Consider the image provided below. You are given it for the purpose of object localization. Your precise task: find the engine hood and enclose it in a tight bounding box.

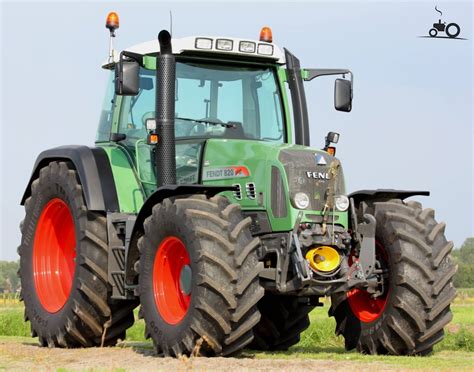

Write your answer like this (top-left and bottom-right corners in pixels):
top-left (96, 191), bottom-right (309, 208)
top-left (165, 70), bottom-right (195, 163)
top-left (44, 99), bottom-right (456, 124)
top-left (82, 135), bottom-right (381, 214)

top-left (201, 139), bottom-right (347, 231)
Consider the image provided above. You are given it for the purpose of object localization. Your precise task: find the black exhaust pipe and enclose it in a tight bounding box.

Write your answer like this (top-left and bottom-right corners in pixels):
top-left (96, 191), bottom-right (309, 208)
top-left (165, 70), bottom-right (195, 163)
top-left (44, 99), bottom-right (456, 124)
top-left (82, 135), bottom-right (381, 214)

top-left (155, 30), bottom-right (176, 187)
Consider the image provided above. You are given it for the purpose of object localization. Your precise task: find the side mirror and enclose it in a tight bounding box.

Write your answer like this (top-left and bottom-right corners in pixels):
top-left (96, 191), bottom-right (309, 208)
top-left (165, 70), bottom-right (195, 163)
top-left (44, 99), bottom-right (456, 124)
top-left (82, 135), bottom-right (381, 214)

top-left (326, 132), bottom-right (340, 144)
top-left (334, 78), bottom-right (352, 112)
top-left (115, 59), bottom-right (139, 96)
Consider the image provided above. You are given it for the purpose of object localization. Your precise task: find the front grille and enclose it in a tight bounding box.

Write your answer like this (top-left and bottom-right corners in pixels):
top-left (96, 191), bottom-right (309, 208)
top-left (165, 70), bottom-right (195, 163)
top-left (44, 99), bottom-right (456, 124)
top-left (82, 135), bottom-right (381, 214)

top-left (271, 166), bottom-right (288, 218)
top-left (279, 149), bottom-right (345, 212)
top-left (233, 183), bottom-right (242, 200)
top-left (246, 182), bottom-right (256, 199)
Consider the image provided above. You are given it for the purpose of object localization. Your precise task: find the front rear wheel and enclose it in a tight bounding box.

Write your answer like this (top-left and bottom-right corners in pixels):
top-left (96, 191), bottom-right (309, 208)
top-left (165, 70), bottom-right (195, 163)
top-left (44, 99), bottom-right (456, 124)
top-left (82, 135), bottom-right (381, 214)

top-left (138, 195), bottom-right (264, 357)
top-left (19, 161), bottom-right (136, 348)
top-left (249, 293), bottom-right (315, 351)
top-left (330, 200), bottom-right (456, 355)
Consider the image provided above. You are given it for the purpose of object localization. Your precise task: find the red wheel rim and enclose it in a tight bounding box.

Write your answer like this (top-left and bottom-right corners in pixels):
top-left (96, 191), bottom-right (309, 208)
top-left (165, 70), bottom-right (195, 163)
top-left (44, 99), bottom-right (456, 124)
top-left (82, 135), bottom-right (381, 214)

top-left (153, 236), bottom-right (191, 325)
top-left (347, 241), bottom-right (389, 323)
top-left (33, 198), bottom-right (76, 313)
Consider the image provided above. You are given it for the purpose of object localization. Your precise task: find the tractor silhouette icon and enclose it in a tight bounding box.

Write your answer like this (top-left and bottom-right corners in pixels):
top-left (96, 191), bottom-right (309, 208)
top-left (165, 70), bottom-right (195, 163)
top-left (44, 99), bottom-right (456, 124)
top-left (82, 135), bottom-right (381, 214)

top-left (429, 6), bottom-right (461, 38)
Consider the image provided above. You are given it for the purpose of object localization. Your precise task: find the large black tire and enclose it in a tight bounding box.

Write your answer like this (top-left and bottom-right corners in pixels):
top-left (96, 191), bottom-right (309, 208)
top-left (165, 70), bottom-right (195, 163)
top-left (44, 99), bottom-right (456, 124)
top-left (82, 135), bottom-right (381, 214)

top-left (429, 28), bottom-right (438, 37)
top-left (249, 293), bottom-right (315, 351)
top-left (445, 23), bottom-right (461, 38)
top-left (137, 195), bottom-right (264, 357)
top-left (330, 200), bottom-right (456, 355)
top-left (18, 161), bottom-right (136, 347)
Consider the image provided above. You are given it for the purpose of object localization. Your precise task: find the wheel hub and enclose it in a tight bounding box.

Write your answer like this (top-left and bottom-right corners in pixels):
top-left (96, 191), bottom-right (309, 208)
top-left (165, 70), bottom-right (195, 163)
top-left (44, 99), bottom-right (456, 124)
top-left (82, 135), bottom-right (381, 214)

top-left (33, 198), bottom-right (76, 313)
top-left (153, 236), bottom-right (191, 325)
top-left (179, 265), bottom-right (192, 295)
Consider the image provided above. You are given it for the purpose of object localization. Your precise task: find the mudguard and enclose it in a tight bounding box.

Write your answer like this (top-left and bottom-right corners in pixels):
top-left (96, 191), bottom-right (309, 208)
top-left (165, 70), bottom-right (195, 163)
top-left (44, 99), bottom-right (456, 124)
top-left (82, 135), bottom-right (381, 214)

top-left (20, 145), bottom-right (119, 212)
top-left (130, 184), bottom-right (234, 240)
top-left (124, 184), bottom-right (235, 284)
top-left (349, 189), bottom-right (430, 207)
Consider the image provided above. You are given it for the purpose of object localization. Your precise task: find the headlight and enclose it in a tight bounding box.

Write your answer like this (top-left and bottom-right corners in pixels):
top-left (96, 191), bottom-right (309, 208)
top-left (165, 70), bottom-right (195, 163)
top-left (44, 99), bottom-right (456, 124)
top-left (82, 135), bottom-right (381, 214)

top-left (293, 192), bottom-right (310, 210)
top-left (335, 195), bottom-right (349, 212)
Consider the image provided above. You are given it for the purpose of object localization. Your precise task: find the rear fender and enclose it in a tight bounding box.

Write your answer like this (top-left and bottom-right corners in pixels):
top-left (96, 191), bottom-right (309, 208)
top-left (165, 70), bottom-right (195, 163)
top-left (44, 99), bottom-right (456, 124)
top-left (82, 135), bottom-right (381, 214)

top-left (20, 146), bottom-right (118, 212)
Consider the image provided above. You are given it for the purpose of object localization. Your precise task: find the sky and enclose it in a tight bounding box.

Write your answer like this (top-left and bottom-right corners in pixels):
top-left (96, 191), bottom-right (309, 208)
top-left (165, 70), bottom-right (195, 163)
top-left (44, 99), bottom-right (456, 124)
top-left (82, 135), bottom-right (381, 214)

top-left (0, 1), bottom-right (472, 260)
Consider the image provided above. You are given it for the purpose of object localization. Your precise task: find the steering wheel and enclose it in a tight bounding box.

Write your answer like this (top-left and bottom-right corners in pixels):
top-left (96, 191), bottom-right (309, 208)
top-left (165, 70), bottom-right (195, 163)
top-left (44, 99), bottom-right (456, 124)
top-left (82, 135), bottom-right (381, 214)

top-left (199, 117), bottom-right (223, 124)
top-left (185, 117), bottom-right (223, 136)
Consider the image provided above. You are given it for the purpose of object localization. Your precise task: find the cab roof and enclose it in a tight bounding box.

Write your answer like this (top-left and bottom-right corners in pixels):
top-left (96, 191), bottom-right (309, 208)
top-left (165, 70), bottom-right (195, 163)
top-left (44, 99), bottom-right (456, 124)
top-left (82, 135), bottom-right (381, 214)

top-left (102, 36), bottom-right (286, 68)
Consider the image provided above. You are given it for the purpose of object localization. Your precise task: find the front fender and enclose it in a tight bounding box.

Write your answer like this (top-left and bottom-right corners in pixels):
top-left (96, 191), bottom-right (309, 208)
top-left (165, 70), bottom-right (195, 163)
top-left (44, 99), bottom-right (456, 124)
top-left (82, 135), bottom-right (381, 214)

top-left (349, 189), bottom-right (430, 207)
top-left (125, 184), bottom-right (235, 285)
top-left (130, 184), bottom-right (235, 240)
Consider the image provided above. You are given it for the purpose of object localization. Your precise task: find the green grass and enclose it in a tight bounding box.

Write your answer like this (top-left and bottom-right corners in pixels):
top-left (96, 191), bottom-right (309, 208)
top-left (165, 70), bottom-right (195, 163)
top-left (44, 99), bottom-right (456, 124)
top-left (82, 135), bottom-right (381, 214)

top-left (1, 290), bottom-right (473, 364)
top-left (124, 309), bottom-right (145, 342)
top-left (122, 299), bottom-right (474, 353)
top-left (0, 308), bottom-right (29, 337)
top-left (457, 288), bottom-right (474, 298)
top-left (451, 304), bottom-right (474, 325)
top-left (250, 350), bottom-right (474, 369)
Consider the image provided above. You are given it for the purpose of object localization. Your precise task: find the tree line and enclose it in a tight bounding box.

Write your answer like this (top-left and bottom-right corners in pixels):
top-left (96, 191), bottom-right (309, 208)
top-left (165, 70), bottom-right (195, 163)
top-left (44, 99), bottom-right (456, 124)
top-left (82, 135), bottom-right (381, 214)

top-left (452, 237), bottom-right (474, 288)
top-left (0, 260), bottom-right (20, 292)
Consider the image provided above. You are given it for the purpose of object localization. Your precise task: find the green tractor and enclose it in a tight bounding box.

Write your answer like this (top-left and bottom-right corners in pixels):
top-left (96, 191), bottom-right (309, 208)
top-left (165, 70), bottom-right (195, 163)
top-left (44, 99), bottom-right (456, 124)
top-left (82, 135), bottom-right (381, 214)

top-left (18, 14), bottom-right (456, 357)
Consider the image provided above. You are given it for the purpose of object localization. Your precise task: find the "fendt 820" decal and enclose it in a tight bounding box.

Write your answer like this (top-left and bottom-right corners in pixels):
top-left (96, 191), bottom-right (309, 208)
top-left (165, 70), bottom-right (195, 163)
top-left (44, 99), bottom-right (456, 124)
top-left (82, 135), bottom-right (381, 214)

top-left (203, 166), bottom-right (251, 180)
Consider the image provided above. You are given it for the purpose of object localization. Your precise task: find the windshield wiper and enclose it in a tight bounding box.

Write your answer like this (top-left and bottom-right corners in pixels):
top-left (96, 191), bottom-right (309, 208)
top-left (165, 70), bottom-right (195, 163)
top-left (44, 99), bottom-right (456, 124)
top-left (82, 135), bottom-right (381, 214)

top-left (176, 117), bottom-right (237, 128)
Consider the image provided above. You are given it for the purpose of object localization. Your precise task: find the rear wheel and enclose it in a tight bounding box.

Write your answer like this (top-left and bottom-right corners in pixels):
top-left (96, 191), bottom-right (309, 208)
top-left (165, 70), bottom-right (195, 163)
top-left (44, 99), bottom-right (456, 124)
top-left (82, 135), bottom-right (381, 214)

top-left (330, 200), bottom-right (456, 355)
top-left (138, 195), bottom-right (264, 356)
top-left (249, 293), bottom-right (315, 351)
top-left (446, 23), bottom-right (460, 38)
top-left (19, 161), bottom-right (136, 347)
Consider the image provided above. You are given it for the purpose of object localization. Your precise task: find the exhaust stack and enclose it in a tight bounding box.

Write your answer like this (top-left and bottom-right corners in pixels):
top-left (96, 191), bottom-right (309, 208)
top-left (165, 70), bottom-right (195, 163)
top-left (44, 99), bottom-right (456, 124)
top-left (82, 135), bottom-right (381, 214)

top-left (155, 30), bottom-right (176, 187)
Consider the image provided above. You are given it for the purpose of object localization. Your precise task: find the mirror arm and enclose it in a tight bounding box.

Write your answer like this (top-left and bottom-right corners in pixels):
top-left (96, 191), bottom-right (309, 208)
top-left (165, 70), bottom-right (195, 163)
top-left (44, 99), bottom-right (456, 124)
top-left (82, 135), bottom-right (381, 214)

top-left (304, 69), bottom-right (354, 95)
top-left (120, 51), bottom-right (144, 66)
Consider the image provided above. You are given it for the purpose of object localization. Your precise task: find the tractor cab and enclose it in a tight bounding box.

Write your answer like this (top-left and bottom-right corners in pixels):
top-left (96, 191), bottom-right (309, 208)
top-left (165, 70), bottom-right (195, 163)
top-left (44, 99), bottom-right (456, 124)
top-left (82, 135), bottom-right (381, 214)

top-left (98, 25), bottom-right (353, 208)
top-left (98, 32), bottom-right (289, 192)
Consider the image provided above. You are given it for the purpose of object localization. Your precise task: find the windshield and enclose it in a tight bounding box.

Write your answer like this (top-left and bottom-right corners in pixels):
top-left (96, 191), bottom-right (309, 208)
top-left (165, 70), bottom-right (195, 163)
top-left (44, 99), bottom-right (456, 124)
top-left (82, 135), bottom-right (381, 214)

top-left (118, 61), bottom-right (285, 144)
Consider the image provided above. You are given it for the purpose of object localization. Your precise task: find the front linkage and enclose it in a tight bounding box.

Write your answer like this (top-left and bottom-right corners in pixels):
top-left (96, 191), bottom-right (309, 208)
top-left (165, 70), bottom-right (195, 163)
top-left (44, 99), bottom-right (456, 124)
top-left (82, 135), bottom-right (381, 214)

top-left (258, 199), bottom-right (378, 297)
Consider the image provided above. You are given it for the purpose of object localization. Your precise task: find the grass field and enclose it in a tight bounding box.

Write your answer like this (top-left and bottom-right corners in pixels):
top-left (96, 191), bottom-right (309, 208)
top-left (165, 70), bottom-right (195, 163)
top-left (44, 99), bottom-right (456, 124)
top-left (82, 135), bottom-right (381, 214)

top-left (1, 289), bottom-right (473, 370)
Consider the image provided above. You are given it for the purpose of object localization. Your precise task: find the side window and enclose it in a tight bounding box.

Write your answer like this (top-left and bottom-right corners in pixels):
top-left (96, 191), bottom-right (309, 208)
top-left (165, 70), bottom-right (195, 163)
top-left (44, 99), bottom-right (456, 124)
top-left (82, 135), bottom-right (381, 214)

top-left (118, 72), bottom-right (155, 144)
top-left (96, 71), bottom-right (115, 142)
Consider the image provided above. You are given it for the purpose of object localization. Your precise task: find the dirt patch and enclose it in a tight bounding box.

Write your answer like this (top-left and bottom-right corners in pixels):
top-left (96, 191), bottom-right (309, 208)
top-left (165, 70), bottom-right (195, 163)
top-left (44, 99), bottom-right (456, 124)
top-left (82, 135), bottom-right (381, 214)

top-left (0, 341), bottom-right (397, 371)
top-left (447, 323), bottom-right (461, 333)
top-left (446, 323), bottom-right (474, 334)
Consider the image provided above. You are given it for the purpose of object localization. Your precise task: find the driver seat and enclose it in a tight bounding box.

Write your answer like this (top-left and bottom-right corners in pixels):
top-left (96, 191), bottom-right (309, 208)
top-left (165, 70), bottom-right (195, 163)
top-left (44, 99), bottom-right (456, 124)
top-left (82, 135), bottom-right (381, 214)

top-left (224, 123), bottom-right (246, 139)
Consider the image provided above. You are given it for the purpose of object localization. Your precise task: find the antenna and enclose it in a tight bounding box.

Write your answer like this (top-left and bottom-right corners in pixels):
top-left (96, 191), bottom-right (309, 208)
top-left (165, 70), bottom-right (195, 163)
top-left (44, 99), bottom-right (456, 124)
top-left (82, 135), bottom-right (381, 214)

top-left (169, 11), bottom-right (173, 36)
